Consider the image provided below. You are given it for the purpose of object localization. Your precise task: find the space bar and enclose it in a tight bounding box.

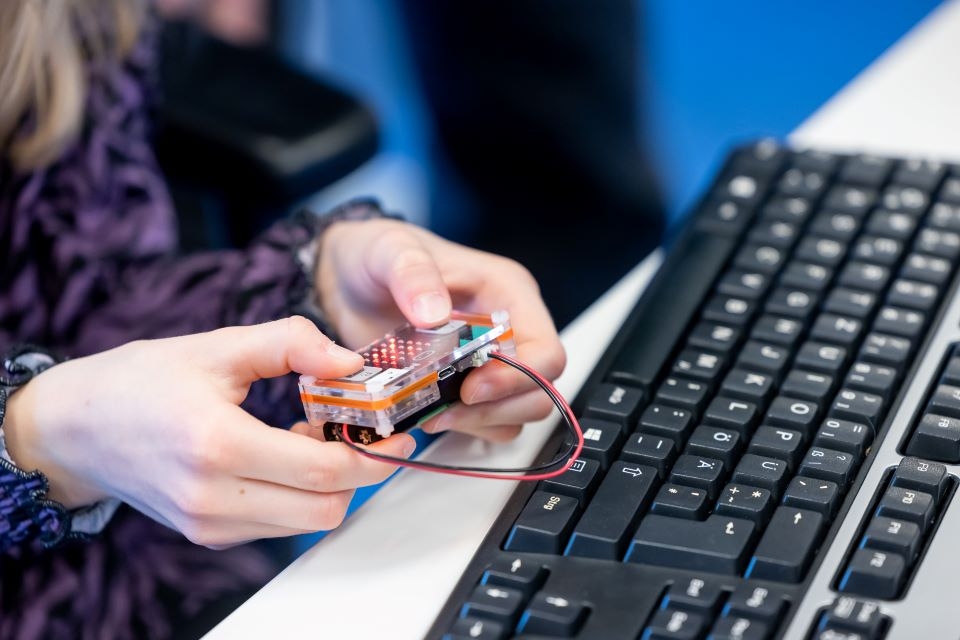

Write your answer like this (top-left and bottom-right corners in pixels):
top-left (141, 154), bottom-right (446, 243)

top-left (608, 231), bottom-right (736, 388)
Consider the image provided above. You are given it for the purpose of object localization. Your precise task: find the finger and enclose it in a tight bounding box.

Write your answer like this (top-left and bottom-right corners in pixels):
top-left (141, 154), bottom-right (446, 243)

top-left (421, 390), bottom-right (555, 436)
top-left (211, 406), bottom-right (416, 492)
top-left (214, 478), bottom-right (357, 532)
top-left (365, 228), bottom-right (452, 327)
top-left (186, 519), bottom-right (318, 549)
top-left (202, 316), bottom-right (363, 384)
top-left (460, 337), bottom-right (566, 406)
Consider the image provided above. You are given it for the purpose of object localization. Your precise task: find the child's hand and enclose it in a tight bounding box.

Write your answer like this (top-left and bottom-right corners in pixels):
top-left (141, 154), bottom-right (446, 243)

top-left (4, 317), bottom-right (414, 548)
top-left (317, 219), bottom-right (566, 442)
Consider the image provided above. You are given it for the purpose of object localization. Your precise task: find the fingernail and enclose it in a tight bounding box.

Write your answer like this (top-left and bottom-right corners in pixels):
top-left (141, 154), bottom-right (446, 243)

top-left (468, 383), bottom-right (494, 405)
top-left (402, 438), bottom-right (417, 457)
top-left (412, 292), bottom-right (450, 326)
top-left (325, 341), bottom-right (361, 364)
top-left (424, 412), bottom-right (453, 434)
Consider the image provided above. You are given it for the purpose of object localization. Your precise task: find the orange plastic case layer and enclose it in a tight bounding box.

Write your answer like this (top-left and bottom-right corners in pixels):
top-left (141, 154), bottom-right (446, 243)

top-left (300, 310), bottom-right (516, 437)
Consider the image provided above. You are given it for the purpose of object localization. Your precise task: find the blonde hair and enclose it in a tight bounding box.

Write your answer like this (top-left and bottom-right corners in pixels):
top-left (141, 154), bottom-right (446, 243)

top-left (0, 0), bottom-right (144, 172)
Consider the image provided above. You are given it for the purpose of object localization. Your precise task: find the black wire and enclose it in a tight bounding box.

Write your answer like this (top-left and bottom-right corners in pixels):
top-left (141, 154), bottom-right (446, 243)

top-left (337, 352), bottom-right (577, 474)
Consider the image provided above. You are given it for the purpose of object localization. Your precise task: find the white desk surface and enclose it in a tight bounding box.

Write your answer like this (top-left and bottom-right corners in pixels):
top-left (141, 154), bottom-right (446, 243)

top-left (208, 2), bottom-right (960, 637)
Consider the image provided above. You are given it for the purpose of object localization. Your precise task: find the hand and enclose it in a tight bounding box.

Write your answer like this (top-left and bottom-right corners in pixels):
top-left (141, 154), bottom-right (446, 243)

top-left (4, 317), bottom-right (414, 548)
top-left (317, 219), bottom-right (566, 442)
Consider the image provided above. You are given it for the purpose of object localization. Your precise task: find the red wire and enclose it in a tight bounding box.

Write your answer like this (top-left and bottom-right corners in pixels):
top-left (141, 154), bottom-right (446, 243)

top-left (339, 352), bottom-right (583, 480)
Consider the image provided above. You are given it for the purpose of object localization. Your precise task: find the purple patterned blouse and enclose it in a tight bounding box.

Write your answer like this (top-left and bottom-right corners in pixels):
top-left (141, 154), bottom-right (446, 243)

top-left (0, 25), bottom-right (329, 640)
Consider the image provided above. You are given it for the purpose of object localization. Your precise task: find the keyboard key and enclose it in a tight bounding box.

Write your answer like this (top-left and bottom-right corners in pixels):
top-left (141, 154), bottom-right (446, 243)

top-left (860, 333), bottom-right (911, 369)
top-left (723, 583), bottom-right (786, 622)
top-left (941, 176), bottom-right (960, 204)
top-left (715, 483), bottom-right (774, 524)
top-left (822, 596), bottom-right (885, 638)
top-left (765, 396), bottom-right (820, 434)
top-left (824, 288), bottom-right (877, 319)
top-left (745, 507), bottom-right (825, 582)
top-left (699, 199), bottom-right (755, 235)
top-left (460, 585), bottom-right (525, 626)
top-left (661, 577), bottom-right (725, 614)
top-left (873, 306), bottom-right (925, 339)
top-left (686, 426), bottom-right (742, 467)
top-left (795, 236), bottom-right (846, 268)
top-left (908, 413), bottom-right (960, 463)
top-left (657, 377), bottom-right (711, 415)
top-left (839, 156), bottom-right (892, 188)
top-left (811, 210), bottom-right (860, 242)
top-left (688, 322), bottom-right (742, 355)
top-left (887, 278), bottom-right (939, 311)
top-left (640, 404), bottom-right (695, 444)
top-left (564, 462), bottom-right (658, 559)
top-left (446, 617), bottom-right (506, 640)
top-left (810, 314), bottom-right (863, 347)
top-left (704, 397), bottom-right (759, 435)
top-left (829, 388), bottom-right (884, 429)
top-left (575, 419), bottom-right (624, 469)
top-left (748, 426), bottom-right (805, 470)
top-left (781, 370), bottom-right (835, 403)
top-left (865, 211), bottom-right (916, 240)
top-left (516, 593), bottom-right (588, 636)
top-left (875, 486), bottom-right (935, 532)
top-left (901, 252), bottom-right (952, 285)
top-left (738, 341), bottom-right (790, 377)
top-left (718, 271), bottom-right (770, 300)
top-left (761, 195), bottom-right (811, 224)
top-left (627, 514), bottom-right (756, 574)
top-left (929, 201), bottom-right (960, 232)
top-left (796, 342), bottom-right (848, 375)
top-left (799, 447), bottom-right (858, 487)
top-left (721, 368), bottom-right (775, 404)
top-left (505, 491), bottom-right (580, 554)
top-left (783, 476), bottom-right (841, 516)
top-left (643, 609), bottom-right (706, 640)
top-left (621, 432), bottom-right (678, 478)
top-left (480, 558), bottom-right (547, 597)
top-left (703, 295), bottom-right (757, 327)
top-left (766, 287), bottom-right (818, 319)
top-left (915, 227), bottom-right (960, 260)
top-left (882, 184), bottom-right (929, 215)
top-left (673, 349), bottom-right (726, 382)
top-left (823, 184), bottom-right (878, 214)
top-left (845, 362), bottom-right (897, 396)
top-left (941, 355), bottom-right (960, 386)
top-left (751, 315), bottom-right (803, 347)
top-left (779, 167), bottom-right (828, 199)
top-left (780, 261), bottom-right (832, 293)
top-left (891, 456), bottom-right (949, 504)
top-left (732, 454), bottom-right (789, 497)
top-left (927, 385), bottom-right (960, 420)
top-left (839, 548), bottom-right (906, 599)
top-left (671, 455), bottom-right (726, 499)
top-left (651, 483), bottom-right (710, 520)
top-left (541, 457), bottom-right (602, 500)
top-left (734, 245), bottom-right (785, 276)
top-left (852, 236), bottom-right (903, 266)
top-left (838, 262), bottom-right (890, 293)
top-left (709, 616), bottom-right (770, 640)
top-left (893, 158), bottom-right (946, 191)
top-left (814, 419), bottom-right (873, 457)
top-left (862, 516), bottom-right (922, 561)
top-left (794, 149), bottom-right (841, 174)
top-left (584, 383), bottom-right (644, 430)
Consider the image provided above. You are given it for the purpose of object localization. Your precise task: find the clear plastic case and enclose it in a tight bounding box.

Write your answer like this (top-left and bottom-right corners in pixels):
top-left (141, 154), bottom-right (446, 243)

top-left (300, 310), bottom-right (516, 437)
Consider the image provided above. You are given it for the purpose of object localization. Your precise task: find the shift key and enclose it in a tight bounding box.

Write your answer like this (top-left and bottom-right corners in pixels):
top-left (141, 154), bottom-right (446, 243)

top-left (564, 462), bottom-right (658, 560)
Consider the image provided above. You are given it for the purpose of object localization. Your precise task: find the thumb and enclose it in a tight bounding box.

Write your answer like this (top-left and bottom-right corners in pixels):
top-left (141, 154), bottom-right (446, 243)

top-left (203, 316), bottom-right (363, 384)
top-left (366, 229), bottom-right (452, 328)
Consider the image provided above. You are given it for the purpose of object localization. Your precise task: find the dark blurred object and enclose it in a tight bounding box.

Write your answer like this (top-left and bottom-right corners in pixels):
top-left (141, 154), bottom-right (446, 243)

top-left (399, 0), bottom-right (664, 327)
top-left (155, 22), bottom-right (379, 250)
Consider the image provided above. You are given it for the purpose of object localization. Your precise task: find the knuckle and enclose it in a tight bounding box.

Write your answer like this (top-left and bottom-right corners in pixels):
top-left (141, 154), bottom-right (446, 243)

top-left (182, 522), bottom-right (220, 547)
top-left (175, 483), bottom-right (215, 518)
top-left (543, 345), bottom-right (567, 380)
top-left (300, 462), bottom-right (337, 491)
top-left (306, 493), bottom-right (351, 531)
top-left (284, 315), bottom-right (321, 340)
top-left (183, 426), bottom-right (227, 472)
top-left (487, 424), bottom-right (523, 443)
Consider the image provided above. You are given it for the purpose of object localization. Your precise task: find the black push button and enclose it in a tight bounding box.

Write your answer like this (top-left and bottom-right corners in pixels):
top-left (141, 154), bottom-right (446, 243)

top-left (766, 396), bottom-right (820, 434)
top-left (746, 507), bottom-right (824, 583)
top-left (621, 432), bottom-right (678, 478)
top-left (821, 596), bottom-right (885, 638)
top-left (670, 455), bottom-right (726, 499)
top-left (891, 456), bottom-right (950, 504)
top-left (799, 447), bottom-right (858, 487)
top-left (704, 397), bottom-right (759, 435)
top-left (829, 389), bottom-right (884, 429)
top-left (446, 617), bottom-right (506, 640)
top-left (516, 593), bottom-right (588, 636)
top-left (541, 457), bottom-right (602, 501)
top-left (657, 378), bottom-right (711, 415)
top-left (584, 383), bottom-right (644, 430)
top-left (686, 426), bottom-right (742, 467)
top-left (662, 576), bottom-right (725, 614)
top-left (927, 385), bottom-right (960, 420)
top-left (652, 483), bottom-right (710, 520)
top-left (459, 585), bottom-right (525, 626)
top-left (574, 419), bottom-right (623, 470)
top-left (673, 349), bottom-right (726, 382)
top-left (732, 454), bottom-right (789, 497)
top-left (627, 514), bottom-right (756, 574)
top-left (860, 333), bottom-right (912, 369)
top-left (783, 477), bottom-right (841, 516)
top-left (480, 558), bottom-right (546, 597)
top-left (839, 548), bottom-right (906, 599)
top-left (723, 583), bottom-right (785, 622)
top-left (722, 368), bottom-right (775, 404)
top-left (862, 516), bottom-right (922, 561)
top-left (714, 483), bottom-right (774, 524)
top-left (875, 486), bottom-right (935, 532)
top-left (689, 322), bottom-right (742, 355)
top-left (643, 609), bottom-right (706, 640)
top-left (564, 462), bottom-right (658, 560)
top-left (814, 419), bottom-right (873, 457)
top-left (505, 491), bottom-right (579, 554)
top-left (845, 362), bottom-right (897, 396)
top-left (748, 426), bottom-right (805, 470)
top-left (640, 404), bottom-right (696, 444)
top-left (906, 413), bottom-right (960, 463)
top-left (781, 370), bottom-right (835, 404)
top-left (708, 616), bottom-right (770, 640)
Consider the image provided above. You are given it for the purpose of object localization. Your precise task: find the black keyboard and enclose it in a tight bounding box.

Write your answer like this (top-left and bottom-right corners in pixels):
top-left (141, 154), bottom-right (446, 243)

top-left (429, 141), bottom-right (960, 640)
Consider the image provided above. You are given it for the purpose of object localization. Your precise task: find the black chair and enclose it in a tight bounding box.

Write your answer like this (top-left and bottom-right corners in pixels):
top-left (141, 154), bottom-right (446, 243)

top-left (155, 23), bottom-right (379, 250)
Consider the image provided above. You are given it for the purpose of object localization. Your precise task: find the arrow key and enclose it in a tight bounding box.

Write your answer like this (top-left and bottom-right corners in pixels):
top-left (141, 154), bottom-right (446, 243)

top-left (459, 585), bottom-right (525, 627)
top-left (444, 616), bottom-right (507, 640)
top-left (516, 593), bottom-right (588, 636)
top-left (480, 558), bottom-right (546, 597)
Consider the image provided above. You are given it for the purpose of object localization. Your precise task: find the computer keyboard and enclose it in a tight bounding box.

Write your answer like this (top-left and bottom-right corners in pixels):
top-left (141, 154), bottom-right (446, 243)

top-left (428, 141), bottom-right (960, 639)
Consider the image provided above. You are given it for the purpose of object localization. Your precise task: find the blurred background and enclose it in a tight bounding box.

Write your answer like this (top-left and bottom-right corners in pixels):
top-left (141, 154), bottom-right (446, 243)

top-left (156, 0), bottom-right (943, 328)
